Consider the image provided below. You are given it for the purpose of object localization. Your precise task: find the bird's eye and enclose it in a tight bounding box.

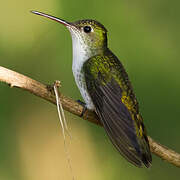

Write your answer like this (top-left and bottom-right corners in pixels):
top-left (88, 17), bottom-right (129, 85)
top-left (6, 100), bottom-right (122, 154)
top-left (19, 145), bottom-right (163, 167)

top-left (83, 26), bottom-right (92, 33)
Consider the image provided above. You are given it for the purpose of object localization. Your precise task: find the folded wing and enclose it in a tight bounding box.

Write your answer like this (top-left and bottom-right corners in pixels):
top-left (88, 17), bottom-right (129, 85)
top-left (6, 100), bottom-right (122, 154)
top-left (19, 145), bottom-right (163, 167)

top-left (83, 52), bottom-right (152, 167)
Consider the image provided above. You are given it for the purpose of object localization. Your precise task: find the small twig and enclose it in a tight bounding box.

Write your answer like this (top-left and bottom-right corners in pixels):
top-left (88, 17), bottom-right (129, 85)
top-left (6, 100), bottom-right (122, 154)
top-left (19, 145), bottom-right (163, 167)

top-left (0, 66), bottom-right (180, 168)
top-left (53, 80), bottom-right (66, 140)
top-left (53, 81), bottom-right (75, 180)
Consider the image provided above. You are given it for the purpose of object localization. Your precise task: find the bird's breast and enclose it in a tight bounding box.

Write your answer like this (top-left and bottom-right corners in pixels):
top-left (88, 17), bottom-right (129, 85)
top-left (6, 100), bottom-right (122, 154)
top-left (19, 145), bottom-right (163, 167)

top-left (72, 63), bottom-right (95, 110)
top-left (71, 35), bottom-right (95, 110)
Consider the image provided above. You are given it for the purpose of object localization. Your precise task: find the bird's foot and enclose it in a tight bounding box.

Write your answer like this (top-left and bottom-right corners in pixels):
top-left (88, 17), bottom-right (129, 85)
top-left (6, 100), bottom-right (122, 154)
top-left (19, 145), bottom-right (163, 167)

top-left (76, 100), bottom-right (87, 117)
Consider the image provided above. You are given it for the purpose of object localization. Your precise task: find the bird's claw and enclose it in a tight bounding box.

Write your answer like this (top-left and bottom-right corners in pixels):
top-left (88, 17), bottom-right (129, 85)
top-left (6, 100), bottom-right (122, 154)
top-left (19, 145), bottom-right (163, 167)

top-left (76, 100), bottom-right (87, 117)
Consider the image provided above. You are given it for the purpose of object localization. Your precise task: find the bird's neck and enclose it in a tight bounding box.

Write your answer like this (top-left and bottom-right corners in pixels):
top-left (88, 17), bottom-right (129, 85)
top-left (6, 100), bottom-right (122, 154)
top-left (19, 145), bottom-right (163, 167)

top-left (71, 38), bottom-right (106, 74)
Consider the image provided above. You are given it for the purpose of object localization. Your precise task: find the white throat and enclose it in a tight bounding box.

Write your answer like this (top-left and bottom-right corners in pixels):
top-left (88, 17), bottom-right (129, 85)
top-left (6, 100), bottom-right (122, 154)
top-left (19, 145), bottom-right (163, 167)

top-left (69, 29), bottom-right (90, 73)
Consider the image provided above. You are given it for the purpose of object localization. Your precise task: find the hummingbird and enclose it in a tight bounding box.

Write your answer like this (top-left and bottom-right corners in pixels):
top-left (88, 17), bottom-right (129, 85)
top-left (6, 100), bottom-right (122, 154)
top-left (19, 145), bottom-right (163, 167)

top-left (31, 11), bottom-right (152, 168)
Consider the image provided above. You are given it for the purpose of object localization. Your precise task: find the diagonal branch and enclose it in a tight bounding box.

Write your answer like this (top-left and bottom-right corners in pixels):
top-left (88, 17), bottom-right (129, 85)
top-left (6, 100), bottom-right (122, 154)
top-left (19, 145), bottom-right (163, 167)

top-left (0, 66), bottom-right (180, 167)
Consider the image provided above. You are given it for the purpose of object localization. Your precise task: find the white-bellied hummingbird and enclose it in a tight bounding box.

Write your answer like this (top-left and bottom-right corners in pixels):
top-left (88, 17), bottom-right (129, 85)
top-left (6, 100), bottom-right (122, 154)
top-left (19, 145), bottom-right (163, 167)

top-left (31, 10), bottom-right (152, 167)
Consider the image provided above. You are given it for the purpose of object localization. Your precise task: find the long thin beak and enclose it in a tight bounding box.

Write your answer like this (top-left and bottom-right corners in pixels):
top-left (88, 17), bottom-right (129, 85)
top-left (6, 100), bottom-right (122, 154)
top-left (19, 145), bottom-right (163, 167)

top-left (31, 10), bottom-right (71, 27)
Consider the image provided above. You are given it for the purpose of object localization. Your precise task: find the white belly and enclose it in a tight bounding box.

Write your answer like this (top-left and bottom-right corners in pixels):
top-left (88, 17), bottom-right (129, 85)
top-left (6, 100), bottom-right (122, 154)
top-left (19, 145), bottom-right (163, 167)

top-left (72, 65), bottom-right (95, 110)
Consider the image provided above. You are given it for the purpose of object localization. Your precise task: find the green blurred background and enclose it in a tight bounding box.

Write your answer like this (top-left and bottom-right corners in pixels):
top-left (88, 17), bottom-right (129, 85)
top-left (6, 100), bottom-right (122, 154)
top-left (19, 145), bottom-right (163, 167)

top-left (0, 0), bottom-right (180, 179)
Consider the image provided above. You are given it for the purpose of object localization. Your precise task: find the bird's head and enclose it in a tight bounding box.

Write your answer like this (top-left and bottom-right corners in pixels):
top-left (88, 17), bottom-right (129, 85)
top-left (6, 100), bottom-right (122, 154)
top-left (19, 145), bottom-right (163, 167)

top-left (31, 11), bottom-right (108, 56)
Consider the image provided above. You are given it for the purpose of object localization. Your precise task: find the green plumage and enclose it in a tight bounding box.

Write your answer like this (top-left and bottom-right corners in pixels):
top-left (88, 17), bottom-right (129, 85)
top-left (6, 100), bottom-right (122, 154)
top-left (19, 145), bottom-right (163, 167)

top-left (83, 49), bottom-right (152, 167)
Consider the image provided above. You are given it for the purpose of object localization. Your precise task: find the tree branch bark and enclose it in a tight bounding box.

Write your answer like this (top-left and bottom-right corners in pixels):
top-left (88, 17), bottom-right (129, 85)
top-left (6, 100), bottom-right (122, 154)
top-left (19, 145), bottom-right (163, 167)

top-left (0, 66), bottom-right (180, 168)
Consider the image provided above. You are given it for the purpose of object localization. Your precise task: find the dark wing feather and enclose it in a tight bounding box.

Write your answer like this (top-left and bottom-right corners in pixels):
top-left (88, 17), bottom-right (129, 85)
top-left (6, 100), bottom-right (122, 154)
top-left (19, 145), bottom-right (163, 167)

top-left (83, 51), bottom-right (152, 167)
